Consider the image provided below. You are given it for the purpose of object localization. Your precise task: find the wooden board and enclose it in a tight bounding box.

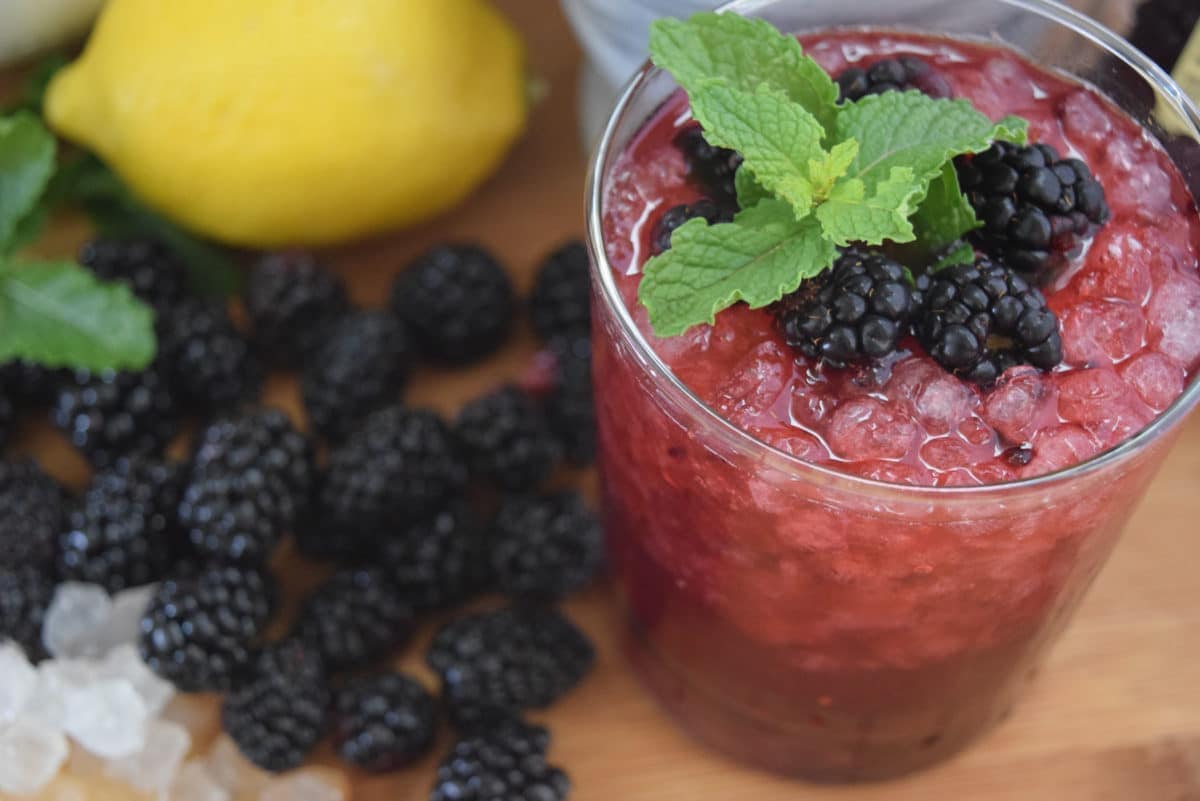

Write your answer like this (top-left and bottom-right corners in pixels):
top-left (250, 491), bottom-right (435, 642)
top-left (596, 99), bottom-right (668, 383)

top-left (5, 1), bottom-right (1200, 799)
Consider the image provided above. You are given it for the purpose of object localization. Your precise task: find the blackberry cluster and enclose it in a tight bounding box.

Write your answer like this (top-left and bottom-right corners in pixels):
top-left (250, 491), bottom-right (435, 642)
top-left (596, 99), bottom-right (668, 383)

top-left (776, 249), bottom-right (923, 367)
top-left (0, 459), bottom-right (64, 570)
top-left (491, 492), bottom-right (603, 601)
top-left (427, 607), bottom-right (595, 721)
top-left (139, 565), bottom-right (275, 691)
top-left (674, 125), bottom-right (742, 206)
top-left (430, 719), bottom-right (569, 801)
top-left (244, 251), bottom-right (349, 367)
top-left (58, 458), bottom-right (184, 592)
top-left (157, 299), bottom-right (262, 412)
top-left (650, 199), bottom-right (734, 255)
top-left (378, 502), bottom-right (488, 611)
top-left (294, 568), bottom-right (415, 674)
top-left (390, 245), bottom-right (515, 363)
top-left (0, 566), bottom-right (56, 661)
top-left (79, 237), bottom-right (189, 311)
top-left (530, 241), bottom-right (591, 341)
top-left (455, 385), bottom-right (560, 491)
top-left (835, 55), bottom-right (951, 102)
top-left (957, 142), bottom-right (1109, 278)
top-left (334, 672), bottom-right (436, 772)
top-left (544, 335), bottom-right (596, 465)
top-left (53, 367), bottom-right (179, 467)
top-left (917, 257), bottom-right (1064, 385)
top-left (222, 640), bottom-right (331, 773)
top-left (301, 311), bottom-right (413, 440)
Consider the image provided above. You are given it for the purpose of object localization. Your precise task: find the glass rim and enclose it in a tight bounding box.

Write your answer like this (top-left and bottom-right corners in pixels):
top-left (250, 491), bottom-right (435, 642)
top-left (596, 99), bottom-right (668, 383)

top-left (586, 0), bottom-right (1200, 499)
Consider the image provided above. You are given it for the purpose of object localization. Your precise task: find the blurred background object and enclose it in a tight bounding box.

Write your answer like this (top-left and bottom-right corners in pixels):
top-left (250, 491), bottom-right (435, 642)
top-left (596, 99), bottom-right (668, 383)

top-left (0, 0), bottom-right (104, 68)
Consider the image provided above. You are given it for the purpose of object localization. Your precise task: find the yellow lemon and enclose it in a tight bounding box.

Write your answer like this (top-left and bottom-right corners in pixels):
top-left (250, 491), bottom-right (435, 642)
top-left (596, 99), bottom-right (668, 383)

top-left (45, 0), bottom-right (527, 248)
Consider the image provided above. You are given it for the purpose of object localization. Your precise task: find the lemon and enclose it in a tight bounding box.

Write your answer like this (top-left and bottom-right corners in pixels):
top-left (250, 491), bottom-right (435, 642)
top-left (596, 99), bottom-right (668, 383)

top-left (44, 0), bottom-right (527, 248)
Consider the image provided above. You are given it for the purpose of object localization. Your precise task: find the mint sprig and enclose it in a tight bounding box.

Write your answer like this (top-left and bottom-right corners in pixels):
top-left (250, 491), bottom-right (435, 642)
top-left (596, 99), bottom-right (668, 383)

top-left (638, 12), bottom-right (1029, 337)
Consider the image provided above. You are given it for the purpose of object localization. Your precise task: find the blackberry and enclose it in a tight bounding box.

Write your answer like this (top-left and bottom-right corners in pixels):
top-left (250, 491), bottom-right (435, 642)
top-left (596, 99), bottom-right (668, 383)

top-left (455, 385), bottom-right (560, 491)
top-left (293, 568), bottom-right (415, 674)
top-left (79, 238), bottom-right (189, 311)
top-left (318, 405), bottom-right (467, 536)
top-left (957, 141), bottom-right (1109, 278)
top-left (650, 199), bottom-right (734, 255)
top-left (427, 607), bottom-right (594, 719)
top-left (543, 335), bottom-right (595, 465)
top-left (139, 565), bottom-right (275, 691)
top-left (0, 566), bottom-right (56, 661)
top-left (377, 502), bottom-right (489, 611)
top-left (158, 299), bottom-right (261, 412)
top-left (52, 367), bottom-right (179, 467)
top-left (301, 311), bottom-right (413, 440)
top-left (333, 672), bottom-right (436, 772)
top-left (491, 492), bottom-right (603, 600)
top-left (222, 639), bottom-right (331, 773)
top-left (58, 458), bottom-right (184, 592)
top-left (530, 241), bottom-right (591, 341)
top-left (776, 249), bottom-right (922, 367)
top-left (0, 459), bottom-right (66, 571)
top-left (835, 55), bottom-right (952, 102)
top-left (1, 360), bottom-right (59, 406)
top-left (674, 125), bottom-right (742, 206)
top-left (430, 718), bottom-right (569, 801)
top-left (0, 391), bottom-right (14, 450)
top-left (390, 244), bottom-right (516, 363)
top-left (244, 251), bottom-right (349, 368)
top-left (917, 256), bottom-right (1064, 385)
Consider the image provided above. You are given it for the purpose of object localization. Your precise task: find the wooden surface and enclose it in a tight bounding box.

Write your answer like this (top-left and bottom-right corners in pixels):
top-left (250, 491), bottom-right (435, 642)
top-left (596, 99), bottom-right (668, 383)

top-left (6, 1), bottom-right (1200, 799)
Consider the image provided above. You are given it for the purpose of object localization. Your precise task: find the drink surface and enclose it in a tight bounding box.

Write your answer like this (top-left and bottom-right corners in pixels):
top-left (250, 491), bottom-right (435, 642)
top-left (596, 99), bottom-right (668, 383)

top-left (602, 29), bottom-right (1200, 486)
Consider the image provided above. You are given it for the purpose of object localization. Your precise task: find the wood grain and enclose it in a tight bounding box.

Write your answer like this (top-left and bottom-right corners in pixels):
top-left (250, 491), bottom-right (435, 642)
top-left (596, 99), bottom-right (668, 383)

top-left (4, 1), bottom-right (1200, 799)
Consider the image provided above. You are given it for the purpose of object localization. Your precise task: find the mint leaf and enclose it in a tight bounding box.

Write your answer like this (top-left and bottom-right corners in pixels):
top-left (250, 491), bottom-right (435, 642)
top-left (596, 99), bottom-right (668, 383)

top-left (806, 139), bottom-right (858, 199)
top-left (0, 112), bottom-right (56, 256)
top-left (690, 84), bottom-right (825, 216)
top-left (910, 161), bottom-right (980, 252)
top-left (932, 241), bottom-right (977, 272)
top-left (638, 199), bottom-right (837, 336)
top-left (734, 166), bottom-right (769, 208)
top-left (0, 260), bottom-right (155, 370)
top-left (993, 115), bottom-right (1029, 145)
top-left (649, 13), bottom-right (839, 134)
top-left (815, 166), bottom-right (923, 245)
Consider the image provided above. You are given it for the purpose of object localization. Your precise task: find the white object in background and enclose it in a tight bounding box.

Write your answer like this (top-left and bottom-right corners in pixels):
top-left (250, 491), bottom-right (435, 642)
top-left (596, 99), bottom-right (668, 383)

top-left (0, 0), bottom-right (105, 67)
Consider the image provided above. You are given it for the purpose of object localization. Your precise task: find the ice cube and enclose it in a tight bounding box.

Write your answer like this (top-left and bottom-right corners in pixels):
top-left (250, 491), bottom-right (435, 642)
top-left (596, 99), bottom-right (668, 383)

top-left (826, 398), bottom-right (918, 461)
top-left (981, 369), bottom-right (1056, 444)
top-left (0, 642), bottom-right (37, 724)
top-left (889, 357), bottom-right (974, 435)
top-left (171, 760), bottom-right (231, 801)
top-left (1076, 227), bottom-right (1153, 304)
top-left (1059, 90), bottom-right (1114, 149)
top-left (1148, 274), bottom-right (1200, 370)
top-left (259, 768), bottom-right (348, 801)
top-left (100, 584), bottom-right (158, 652)
top-left (97, 644), bottom-right (174, 716)
top-left (206, 735), bottom-right (271, 797)
top-left (0, 719), bottom-right (69, 795)
top-left (1056, 367), bottom-right (1152, 447)
top-left (42, 583), bottom-right (113, 659)
top-left (1120, 352), bottom-right (1186, 411)
top-left (1060, 300), bottom-right (1146, 367)
top-left (63, 678), bottom-right (148, 759)
top-left (105, 718), bottom-right (191, 793)
top-left (20, 659), bottom-right (96, 732)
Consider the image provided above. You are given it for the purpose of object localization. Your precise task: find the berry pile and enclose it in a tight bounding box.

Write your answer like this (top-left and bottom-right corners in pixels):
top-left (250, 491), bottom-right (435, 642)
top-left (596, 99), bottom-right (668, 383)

top-left (835, 55), bottom-right (952, 102)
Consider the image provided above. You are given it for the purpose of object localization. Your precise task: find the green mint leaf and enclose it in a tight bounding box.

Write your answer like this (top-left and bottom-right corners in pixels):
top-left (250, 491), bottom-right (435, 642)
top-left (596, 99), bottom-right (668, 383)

top-left (0, 260), bottom-right (155, 370)
top-left (806, 139), bottom-right (859, 199)
top-left (7, 202), bottom-right (49, 255)
top-left (734, 166), bottom-right (769, 208)
top-left (910, 161), bottom-right (981, 252)
top-left (638, 199), bottom-right (837, 336)
top-left (649, 13), bottom-right (839, 134)
top-left (932, 241), bottom-right (977, 272)
top-left (993, 115), bottom-right (1029, 145)
top-left (690, 83), bottom-right (825, 217)
top-left (0, 112), bottom-right (56, 256)
top-left (815, 167), bottom-right (923, 245)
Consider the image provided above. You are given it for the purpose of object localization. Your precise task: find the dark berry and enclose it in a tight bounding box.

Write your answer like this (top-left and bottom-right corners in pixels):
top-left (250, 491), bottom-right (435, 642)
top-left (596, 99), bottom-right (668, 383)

top-left (139, 565), bottom-right (275, 691)
top-left (428, 607), bottom-right (594, 720)
top-left (334, 672), bottom-right (436, 772)
top-left (390, 244), bottom-right (515, 363)
top-left (318, 405), bottom-right (467, 536)
top-left (301, 311), bottom-right (413, 440)
top-left (836, 55), bottom-right (951, 102)
top-left (650, 199), bottom-right (733, 254)
top-left (377, 502), bottom-right (489, 611)
top-left (0, 566), bottom-right (56, 661)
top-left (674, 125), bottom-right (742, 206)
top-left (530, 240), bottom-right (591, 341)
top-left (0, 391), bottom-right (14, 450)
top-left (491, 492), bottom-right (602, 601)
top-left (157, 299), bottom-right (262, 412)
top-left (58, 458), bottom-right (184, 592)
top-left (430, 718), bottom-right (569, 801)
top-left (455, 385), bottom-right (560, 491)
top-left (957, 141), bottom-right (1109, 280)
top-left (294, 568), bottom-right (415, 674)
top-left (244, 251), bottom-right (349, 368)
top-left (79, 238), bottom-right (189, 311)
top-left (1, 360), bottom-right (60, 407)
top-left (776, 249), bottom-right (921, 367)
top-left (222, 639), bottom-right (331, 773)
top-left (543, 335), bottom-right (595, 465)
top-left (52, 367), bottom-right (179, 467)
top-left (0, 459), bottom-right (66, 571)
top-left (917, 256), bottom-right (1064, 385)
